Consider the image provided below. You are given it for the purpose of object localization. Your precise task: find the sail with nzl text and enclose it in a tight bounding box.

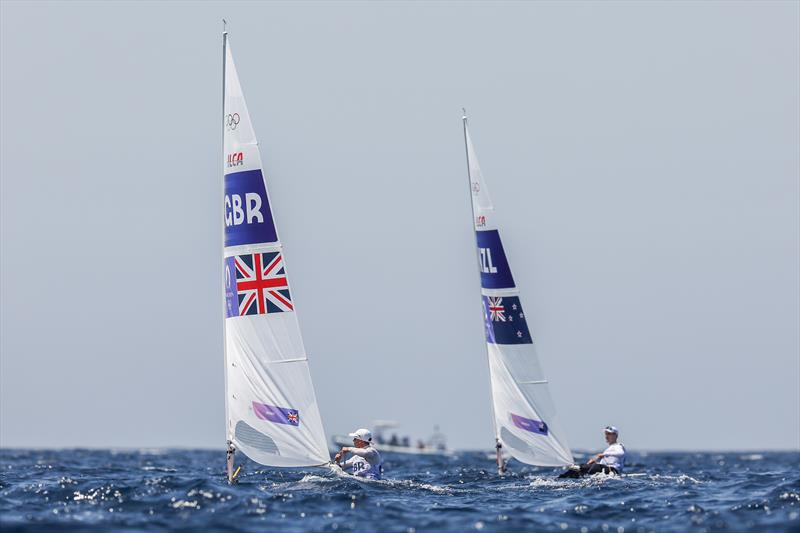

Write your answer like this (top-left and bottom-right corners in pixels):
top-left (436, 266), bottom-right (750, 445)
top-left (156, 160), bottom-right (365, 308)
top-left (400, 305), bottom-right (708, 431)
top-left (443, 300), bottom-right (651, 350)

top-left (463, 114), bottom-right (573, 467)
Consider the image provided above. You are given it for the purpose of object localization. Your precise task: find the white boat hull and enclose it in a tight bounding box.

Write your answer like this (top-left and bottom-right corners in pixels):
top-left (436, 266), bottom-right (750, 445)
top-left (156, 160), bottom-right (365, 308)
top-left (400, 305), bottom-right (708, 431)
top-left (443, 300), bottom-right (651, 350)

top-left (331, 435), bottom-right (452, 456)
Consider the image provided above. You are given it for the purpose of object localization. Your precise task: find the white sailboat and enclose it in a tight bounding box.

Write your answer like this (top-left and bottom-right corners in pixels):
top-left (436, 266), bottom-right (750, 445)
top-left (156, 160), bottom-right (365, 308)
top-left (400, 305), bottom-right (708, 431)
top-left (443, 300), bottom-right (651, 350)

top-left (461, 112), bottom-right (574, 473)
top-left (222, 29), bottom-right (329, 481)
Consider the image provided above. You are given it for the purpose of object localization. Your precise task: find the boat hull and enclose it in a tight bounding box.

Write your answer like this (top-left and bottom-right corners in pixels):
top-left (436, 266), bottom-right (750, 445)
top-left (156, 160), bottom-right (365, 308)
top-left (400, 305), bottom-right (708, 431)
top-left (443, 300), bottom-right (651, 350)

top-left (331, 435), bottom-right (452, 456)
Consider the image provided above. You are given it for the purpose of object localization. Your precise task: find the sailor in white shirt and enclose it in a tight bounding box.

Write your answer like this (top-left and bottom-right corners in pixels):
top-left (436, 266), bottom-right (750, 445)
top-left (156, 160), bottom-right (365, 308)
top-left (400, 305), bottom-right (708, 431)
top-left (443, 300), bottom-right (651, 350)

top-left (559, 426), bottom-right (626, 477)
top-left (334, 428), bottom-right (383, 480)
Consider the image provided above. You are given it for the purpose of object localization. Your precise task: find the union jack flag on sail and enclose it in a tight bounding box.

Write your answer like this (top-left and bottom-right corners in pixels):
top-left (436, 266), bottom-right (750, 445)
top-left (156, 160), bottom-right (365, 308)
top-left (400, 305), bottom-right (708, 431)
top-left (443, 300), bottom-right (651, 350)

top-left (228, 251), bottom-right (293, 316)
top-left (488, 297), bottom-right (506, 321)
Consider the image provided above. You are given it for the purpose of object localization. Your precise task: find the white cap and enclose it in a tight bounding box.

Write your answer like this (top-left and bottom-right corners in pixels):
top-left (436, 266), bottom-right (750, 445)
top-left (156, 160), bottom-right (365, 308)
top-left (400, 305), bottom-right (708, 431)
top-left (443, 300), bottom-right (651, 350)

top-left (604, 426), bottom-right (619, 435)
top-left (348, 428), bottom-right (372, 443)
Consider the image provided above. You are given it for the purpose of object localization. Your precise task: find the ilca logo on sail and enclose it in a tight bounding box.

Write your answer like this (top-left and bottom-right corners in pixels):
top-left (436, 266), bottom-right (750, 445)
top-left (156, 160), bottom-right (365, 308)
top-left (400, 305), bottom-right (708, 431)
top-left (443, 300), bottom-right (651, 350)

top-left (227, 151), bottom-right (243, 168)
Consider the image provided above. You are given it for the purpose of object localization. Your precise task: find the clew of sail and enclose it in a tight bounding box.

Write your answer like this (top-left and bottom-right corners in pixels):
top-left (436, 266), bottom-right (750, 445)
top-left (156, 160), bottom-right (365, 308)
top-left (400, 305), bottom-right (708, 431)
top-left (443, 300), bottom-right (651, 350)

top-left (463, 116), bottom-right (573, 467)
top-left (222, 35), bottom-right (329, 467)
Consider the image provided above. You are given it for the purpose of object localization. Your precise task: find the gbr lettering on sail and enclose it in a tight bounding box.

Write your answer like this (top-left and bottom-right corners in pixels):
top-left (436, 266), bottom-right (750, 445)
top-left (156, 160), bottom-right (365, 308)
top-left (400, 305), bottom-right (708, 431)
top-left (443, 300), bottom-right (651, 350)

top-left (224, 169), bottom-right (278, 247)
top-left (225, 192), bottom-right (263, 226)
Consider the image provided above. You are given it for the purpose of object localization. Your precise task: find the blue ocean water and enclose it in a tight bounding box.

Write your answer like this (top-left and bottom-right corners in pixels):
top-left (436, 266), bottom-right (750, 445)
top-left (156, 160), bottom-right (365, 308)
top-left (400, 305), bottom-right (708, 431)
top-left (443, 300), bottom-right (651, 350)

top-left (1, 449), bottom-right (798, 531)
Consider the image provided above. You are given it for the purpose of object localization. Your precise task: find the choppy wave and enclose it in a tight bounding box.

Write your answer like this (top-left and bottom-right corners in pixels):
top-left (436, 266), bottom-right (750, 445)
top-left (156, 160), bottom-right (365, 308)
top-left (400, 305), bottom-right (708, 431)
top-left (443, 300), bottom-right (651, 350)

top-left (0, 449), bottom-right (798, 531)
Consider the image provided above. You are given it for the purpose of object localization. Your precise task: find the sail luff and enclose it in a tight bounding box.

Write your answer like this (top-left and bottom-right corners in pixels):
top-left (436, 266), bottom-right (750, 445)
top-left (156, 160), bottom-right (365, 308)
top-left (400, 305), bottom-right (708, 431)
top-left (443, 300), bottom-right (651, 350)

top-left (221, 28), bottom-right (232, 455)
top-left (222, 29), bottom-right (235, 483)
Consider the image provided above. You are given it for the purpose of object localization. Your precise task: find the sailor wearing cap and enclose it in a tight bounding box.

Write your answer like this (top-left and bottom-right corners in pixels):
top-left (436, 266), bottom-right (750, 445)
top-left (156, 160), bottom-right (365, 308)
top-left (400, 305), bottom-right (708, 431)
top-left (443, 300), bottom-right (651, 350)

top-left (334, 428), bottom-right (383, 480)
top-left (593, 426), bottom-right (626, 472)
top-left (559, 426), bottom-right (626, 478)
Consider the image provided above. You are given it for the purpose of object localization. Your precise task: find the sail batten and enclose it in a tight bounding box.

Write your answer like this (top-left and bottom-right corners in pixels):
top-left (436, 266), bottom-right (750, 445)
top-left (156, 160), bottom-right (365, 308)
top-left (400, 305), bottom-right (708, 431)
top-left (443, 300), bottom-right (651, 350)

top-left (463, 115), bottom-right (573, 467)
top-left (222, 34), bottom-right (329, 468)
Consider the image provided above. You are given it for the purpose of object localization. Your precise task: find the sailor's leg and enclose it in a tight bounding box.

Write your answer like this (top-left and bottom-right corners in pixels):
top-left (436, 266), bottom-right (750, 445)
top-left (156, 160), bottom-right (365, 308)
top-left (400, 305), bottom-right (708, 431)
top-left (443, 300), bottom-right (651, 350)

top-left (558, 465), bottom-right (583, 478)
top-left (605, 467), bottom-right (619, 476)
top-left (560, 463), bottom-right (607, 478)
top-left (584, 463), bottom-right (618, 476)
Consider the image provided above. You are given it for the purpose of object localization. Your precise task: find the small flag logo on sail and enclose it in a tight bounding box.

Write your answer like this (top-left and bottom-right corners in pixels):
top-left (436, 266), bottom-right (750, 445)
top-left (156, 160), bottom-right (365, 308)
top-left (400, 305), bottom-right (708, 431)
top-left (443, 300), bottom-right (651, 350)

top-left (224, 252), bottom-right (293, 317)
top-left (510, 413), bottom-right (549, 436)
top-left (252, 402), bottom-right (300, 427)
top-left (482, 295), bottom-right (532, 344)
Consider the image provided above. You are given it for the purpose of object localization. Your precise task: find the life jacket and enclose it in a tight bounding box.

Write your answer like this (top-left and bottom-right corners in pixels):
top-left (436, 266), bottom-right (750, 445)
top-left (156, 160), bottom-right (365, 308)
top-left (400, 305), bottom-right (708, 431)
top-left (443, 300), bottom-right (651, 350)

top-left (349, 446), bottom-right (382, 479)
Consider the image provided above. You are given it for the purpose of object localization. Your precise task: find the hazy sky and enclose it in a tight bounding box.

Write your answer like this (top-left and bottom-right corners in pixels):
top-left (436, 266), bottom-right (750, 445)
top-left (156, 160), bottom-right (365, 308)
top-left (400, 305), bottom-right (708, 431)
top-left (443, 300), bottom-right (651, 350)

top-left (1, 1), bottom-right (798, 452)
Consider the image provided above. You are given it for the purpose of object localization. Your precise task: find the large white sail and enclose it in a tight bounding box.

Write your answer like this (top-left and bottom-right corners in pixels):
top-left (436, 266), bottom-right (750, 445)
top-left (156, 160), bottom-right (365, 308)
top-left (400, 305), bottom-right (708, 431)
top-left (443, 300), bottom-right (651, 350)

top-left (463, 115), bottom-right (573, 467)
top-left (222, 33), bottom-right (329, 467)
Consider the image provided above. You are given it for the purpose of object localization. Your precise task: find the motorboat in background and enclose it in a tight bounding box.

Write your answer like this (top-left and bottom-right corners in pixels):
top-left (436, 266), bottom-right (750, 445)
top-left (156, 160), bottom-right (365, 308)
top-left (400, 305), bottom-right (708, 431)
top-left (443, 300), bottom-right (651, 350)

top-left (331, 421), bottom-right (451, 456)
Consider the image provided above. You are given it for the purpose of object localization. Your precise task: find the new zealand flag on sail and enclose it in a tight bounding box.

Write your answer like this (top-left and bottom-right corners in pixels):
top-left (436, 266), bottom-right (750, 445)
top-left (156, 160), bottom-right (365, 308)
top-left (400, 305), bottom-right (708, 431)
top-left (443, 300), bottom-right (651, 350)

top-left (482, 295), bottom-right (532, 344)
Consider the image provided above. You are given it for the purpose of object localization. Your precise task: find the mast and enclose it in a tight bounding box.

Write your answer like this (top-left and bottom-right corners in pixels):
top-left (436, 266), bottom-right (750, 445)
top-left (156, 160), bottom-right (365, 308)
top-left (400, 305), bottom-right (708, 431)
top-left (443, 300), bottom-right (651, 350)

top-left (221, 20), bottom-right (237, 485)
top-left (461, 110), bottom-right (505, 475)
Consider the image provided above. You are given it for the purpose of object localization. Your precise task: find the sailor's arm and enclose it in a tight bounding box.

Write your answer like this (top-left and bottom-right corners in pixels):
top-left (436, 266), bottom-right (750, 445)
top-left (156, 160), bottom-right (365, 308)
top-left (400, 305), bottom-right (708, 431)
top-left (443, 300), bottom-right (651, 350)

top-left (334, 451), bottom-right (354, 467)
top-left (588, 451), bottom-right (606, 464)
top-left (334, 447), bottom-right (361, 468)
top-left (590, 445), bottom-right (623, 463)
top-left (340, 447), bottom-right (374, 459)
top-left (334, 448), bottom-right (347, 464)
top-left (602, 445), bottom-right (625, 459)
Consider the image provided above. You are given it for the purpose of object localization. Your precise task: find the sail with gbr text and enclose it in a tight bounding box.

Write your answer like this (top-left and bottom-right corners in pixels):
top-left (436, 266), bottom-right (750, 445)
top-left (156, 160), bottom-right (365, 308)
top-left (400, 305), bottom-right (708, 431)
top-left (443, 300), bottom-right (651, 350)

top-left (462, 114), bottom-right (573, 467)
top-left (222, 33), bottom-right (329, 467)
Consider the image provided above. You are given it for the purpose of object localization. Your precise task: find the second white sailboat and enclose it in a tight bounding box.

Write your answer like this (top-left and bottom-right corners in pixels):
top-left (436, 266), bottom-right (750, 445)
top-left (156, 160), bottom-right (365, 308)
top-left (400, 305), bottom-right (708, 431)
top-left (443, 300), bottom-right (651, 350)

top-left (462, 112), bottom-right (574, 473)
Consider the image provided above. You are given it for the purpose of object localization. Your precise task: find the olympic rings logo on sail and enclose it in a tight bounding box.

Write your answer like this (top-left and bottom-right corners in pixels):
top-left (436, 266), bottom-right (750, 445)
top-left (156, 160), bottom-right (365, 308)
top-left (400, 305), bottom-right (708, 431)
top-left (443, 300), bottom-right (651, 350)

top-left (225, 113), bottom-right (241, 131)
